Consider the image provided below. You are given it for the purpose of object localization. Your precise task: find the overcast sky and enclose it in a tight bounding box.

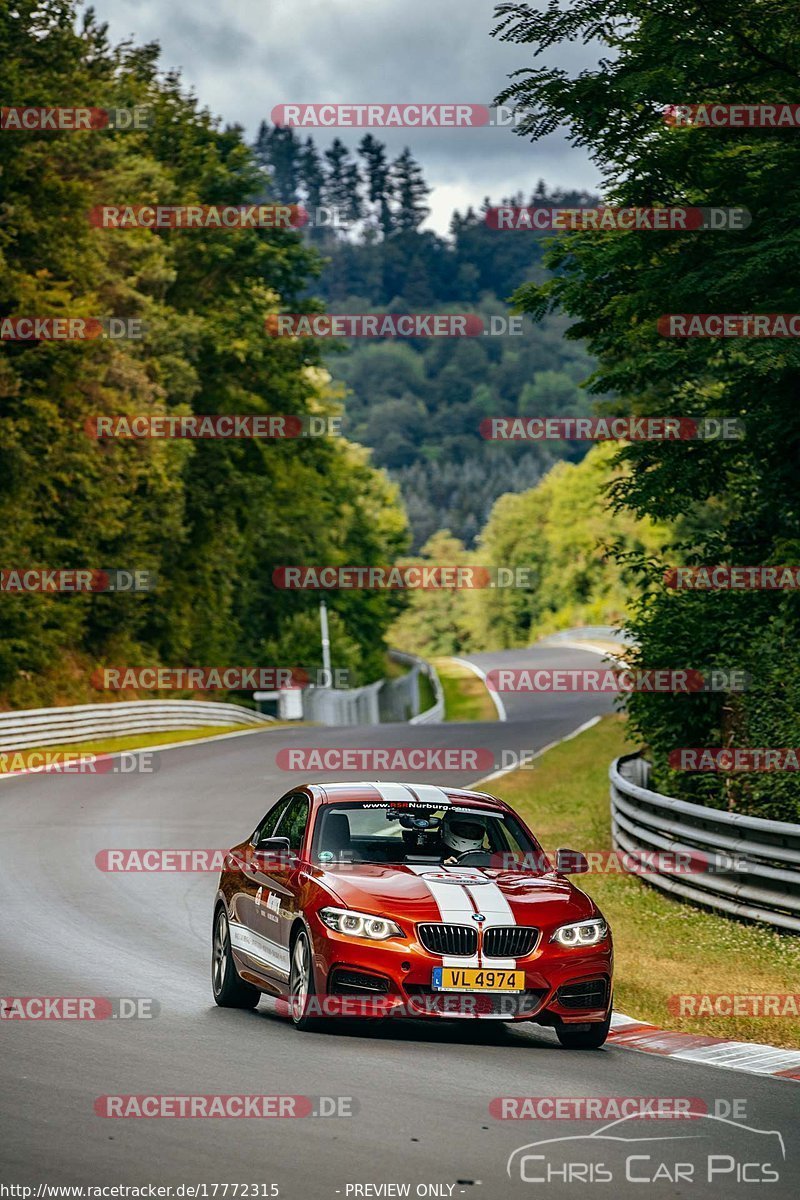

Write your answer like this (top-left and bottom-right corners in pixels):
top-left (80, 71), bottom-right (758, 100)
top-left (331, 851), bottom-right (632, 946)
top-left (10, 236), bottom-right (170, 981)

top-left (89, 0), bottom-right (601, 233)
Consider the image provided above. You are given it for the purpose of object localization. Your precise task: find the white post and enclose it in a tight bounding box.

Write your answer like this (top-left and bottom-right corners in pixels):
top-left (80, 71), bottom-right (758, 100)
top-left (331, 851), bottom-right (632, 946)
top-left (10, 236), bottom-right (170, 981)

top-left (320, 599), bottom-right (332, 686)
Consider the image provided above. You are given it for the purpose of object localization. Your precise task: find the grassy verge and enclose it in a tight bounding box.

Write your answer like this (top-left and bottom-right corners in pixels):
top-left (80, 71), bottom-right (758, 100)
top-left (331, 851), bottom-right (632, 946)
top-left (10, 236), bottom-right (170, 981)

top-left (0, 724), bottom-right (274, 772)
top-left (432, 657), bottom-right (497, 722)
top-left (487, 714), bottom-right (800, 1049)
top-left (418, 669), bottom-right (436, 714)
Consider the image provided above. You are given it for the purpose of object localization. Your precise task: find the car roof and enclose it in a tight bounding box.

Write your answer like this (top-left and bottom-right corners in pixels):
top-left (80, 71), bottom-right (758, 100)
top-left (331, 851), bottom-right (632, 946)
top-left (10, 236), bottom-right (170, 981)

top-left (308, 781), bottom-right (510, 810)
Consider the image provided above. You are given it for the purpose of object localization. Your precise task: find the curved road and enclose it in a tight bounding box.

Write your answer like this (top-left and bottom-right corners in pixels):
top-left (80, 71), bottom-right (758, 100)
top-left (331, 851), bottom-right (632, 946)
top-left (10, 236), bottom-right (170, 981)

top-left (1, 646), bottom-right (796, 1197)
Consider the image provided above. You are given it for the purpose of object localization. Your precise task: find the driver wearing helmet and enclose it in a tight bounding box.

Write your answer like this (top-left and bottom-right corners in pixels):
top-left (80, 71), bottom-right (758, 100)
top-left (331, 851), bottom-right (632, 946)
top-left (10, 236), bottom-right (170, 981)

top-left (440, 812), bottom-right (487, 865)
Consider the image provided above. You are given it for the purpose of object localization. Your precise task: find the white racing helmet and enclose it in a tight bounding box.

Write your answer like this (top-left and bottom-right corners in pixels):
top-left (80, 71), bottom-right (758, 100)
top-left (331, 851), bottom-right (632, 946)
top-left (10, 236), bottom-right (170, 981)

top-left (441, 813), bottom-right (486, 856)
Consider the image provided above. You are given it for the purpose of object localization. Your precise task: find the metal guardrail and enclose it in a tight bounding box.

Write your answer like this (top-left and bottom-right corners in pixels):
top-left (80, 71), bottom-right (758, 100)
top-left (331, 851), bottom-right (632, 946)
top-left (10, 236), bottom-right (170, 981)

top-left (540, 625), bottom-right (634, 647)
top-left (0, 699), bottom-right (273, 753)
top-left (610, 752), bottom-right (800, 933)
top-left (294, 652), bottom-right (444, 727)
top-left (390, 650), bottom-right (445, 725)
top-left (302, 681), bottom-right (384, 726)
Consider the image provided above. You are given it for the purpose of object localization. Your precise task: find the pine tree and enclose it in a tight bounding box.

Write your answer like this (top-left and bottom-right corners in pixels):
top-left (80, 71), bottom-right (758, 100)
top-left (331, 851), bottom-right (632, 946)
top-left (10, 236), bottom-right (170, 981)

top-left (252, 124), bottom-right (300, 202)
top-left (323, 138), bottom-right (363, 229)
top-left (358, 134), bottom-right (394, 238)
top-left (298, 137), bottom-right (326, 239)
top-left (392, 149), bottom-right (430, 232)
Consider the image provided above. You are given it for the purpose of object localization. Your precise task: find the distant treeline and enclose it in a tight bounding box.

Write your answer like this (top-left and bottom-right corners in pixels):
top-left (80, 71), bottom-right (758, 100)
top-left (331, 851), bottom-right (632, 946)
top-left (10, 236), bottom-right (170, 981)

top-left (253, 123), bottom-right (600, 549)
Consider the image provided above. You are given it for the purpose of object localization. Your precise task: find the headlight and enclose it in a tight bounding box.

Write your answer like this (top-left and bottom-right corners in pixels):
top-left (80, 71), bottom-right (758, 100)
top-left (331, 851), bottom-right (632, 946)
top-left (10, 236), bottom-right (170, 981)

top-left (319, 907), bottom-right (403, 940)
top-left (551, 918), bottom-right (608, 948)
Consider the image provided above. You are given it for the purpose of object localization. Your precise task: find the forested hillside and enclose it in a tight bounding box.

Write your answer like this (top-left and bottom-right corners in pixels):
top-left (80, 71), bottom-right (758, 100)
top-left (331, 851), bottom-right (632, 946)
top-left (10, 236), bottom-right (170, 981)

top-left (389, 443), bottom-right (670, 655)
top-left (0, 2), bottom-right (406, 706)
top-left (254, 124), bottom-right (598, 547)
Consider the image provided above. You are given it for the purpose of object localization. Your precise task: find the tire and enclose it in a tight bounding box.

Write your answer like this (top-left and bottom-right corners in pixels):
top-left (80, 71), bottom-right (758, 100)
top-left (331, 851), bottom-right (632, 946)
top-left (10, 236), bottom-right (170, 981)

top-left (212, 906), bottom-right (261, 1009)
top-left (289, 928), bottom-right (325, 1032)
top-left (556, 1010), bottom-right (611, 1049)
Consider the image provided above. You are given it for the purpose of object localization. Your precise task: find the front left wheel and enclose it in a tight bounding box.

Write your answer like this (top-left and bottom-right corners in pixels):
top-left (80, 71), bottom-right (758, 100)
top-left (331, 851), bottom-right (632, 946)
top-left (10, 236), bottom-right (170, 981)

top-left (555, 1010), bottom-right (611, 1049)
top-left (289, 929), bottom-right (325, 1031)
top-left (212, 907), bottom-right (261, 1009)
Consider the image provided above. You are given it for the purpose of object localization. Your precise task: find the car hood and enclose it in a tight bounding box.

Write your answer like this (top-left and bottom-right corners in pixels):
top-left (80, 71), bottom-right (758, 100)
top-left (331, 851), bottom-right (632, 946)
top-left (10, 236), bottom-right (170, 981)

top-left (312, 862), bottom-right (594, 927)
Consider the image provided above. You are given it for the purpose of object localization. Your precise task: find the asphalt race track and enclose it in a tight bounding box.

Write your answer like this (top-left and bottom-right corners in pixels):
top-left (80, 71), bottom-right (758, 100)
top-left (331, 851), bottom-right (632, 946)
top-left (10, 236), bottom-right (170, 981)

top-left (1, 646), bottom-right (797, 1197)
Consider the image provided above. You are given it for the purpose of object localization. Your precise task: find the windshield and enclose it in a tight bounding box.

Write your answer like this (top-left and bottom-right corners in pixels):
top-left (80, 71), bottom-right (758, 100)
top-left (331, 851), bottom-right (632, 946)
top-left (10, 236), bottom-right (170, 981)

top-left (311, 801), bottom-right (545, 869)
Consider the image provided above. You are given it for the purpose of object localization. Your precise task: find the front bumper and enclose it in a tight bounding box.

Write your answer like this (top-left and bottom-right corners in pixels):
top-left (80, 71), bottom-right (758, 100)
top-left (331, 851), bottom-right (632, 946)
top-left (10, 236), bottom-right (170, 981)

top-left (307, 916), bottom-right (613, 1023)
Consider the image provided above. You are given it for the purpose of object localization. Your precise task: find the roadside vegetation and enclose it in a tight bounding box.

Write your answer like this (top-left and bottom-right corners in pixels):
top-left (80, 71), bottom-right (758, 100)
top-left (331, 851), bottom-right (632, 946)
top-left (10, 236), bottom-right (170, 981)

top-left (388, 444), bottom-right (668, 656)
top-left (1, 1), bottom-right (406, 711)
top-left (493, 0), bottom-right (800, 821)
top-left (489, 715), bottom-right (800, 1050)
top-left (432, 657), bottom-right (497, 722)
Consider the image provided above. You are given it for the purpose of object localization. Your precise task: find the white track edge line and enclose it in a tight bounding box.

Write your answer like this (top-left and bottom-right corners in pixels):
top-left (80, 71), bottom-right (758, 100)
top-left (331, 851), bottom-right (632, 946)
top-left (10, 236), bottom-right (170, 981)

top-left (448, 656), bottom-right (507, 722)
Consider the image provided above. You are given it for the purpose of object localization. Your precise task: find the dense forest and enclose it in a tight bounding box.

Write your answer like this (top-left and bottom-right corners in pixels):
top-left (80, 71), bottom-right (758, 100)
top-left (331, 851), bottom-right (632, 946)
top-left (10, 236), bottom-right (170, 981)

top-left (0, 1), bottom-right (407, 706)
top-left (389, 443), bottom-right (670, 655)
top-left (491, 0), bottom-right (800, 819)
top-left (253, 123), bottom-right (598, 547)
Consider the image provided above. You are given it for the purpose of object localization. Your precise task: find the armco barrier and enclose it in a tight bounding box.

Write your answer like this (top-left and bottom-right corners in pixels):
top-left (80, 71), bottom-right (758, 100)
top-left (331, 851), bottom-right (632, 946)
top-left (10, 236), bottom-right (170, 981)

top-left (390, 650), bottom-right (445, 725)
top-left (610, 752), bottom-right (800, 933)
top-left (0, 699), bottom-right (273, 753)
top-left (302, 680), bottom-right (383, 726)
top-left (300, 652), bottom-right (444, 727)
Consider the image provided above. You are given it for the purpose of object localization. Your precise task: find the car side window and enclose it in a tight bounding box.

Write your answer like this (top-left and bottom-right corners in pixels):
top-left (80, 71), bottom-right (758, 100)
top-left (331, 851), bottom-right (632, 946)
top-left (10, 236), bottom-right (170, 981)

top-left (254, 798), bottom-right (291, 845)
top-left (274, 793), bottom-right (310, 854)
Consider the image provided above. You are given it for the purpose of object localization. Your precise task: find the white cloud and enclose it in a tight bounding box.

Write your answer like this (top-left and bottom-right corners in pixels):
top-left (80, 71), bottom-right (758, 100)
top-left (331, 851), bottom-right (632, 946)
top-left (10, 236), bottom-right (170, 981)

top-left (89, 0), bottom-right (601, 233)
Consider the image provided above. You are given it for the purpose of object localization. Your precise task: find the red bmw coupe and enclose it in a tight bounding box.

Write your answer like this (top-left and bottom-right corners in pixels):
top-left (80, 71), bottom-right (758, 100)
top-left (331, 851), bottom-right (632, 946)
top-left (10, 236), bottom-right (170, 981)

top-left (212, 781), bottom-right (613, 1047)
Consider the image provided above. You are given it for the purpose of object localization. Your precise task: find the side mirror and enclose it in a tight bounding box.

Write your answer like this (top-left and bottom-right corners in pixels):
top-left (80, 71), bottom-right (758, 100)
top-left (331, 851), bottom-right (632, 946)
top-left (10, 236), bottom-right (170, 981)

top-left (256, 835), bottom-right (290, 852)
top-left (555, 847), bottom-right (589, 875)
top-left (252, 835), bottom-right (292, 869)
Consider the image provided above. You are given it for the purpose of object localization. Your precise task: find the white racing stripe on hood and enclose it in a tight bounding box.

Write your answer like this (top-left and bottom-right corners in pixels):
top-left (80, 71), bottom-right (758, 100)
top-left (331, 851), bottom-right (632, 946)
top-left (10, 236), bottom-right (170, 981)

top-left (407, 865), bottom-right (519, 969)
top-left (455, 868), bottom-right (518, 969)
top-left (406, 863), bottom-right (479, 967)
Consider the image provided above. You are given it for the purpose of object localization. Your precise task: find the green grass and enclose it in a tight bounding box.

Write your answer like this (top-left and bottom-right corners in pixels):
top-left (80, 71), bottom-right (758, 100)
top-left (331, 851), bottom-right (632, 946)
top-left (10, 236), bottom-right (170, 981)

top-left (484, 714), bottom-right (800, 1049)
top-left (0, 723), bottom-right (275, 772)
top-left (432, 657), bottom-right (498, 722)
top-left (418, 669), bottom-right (436, 714)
